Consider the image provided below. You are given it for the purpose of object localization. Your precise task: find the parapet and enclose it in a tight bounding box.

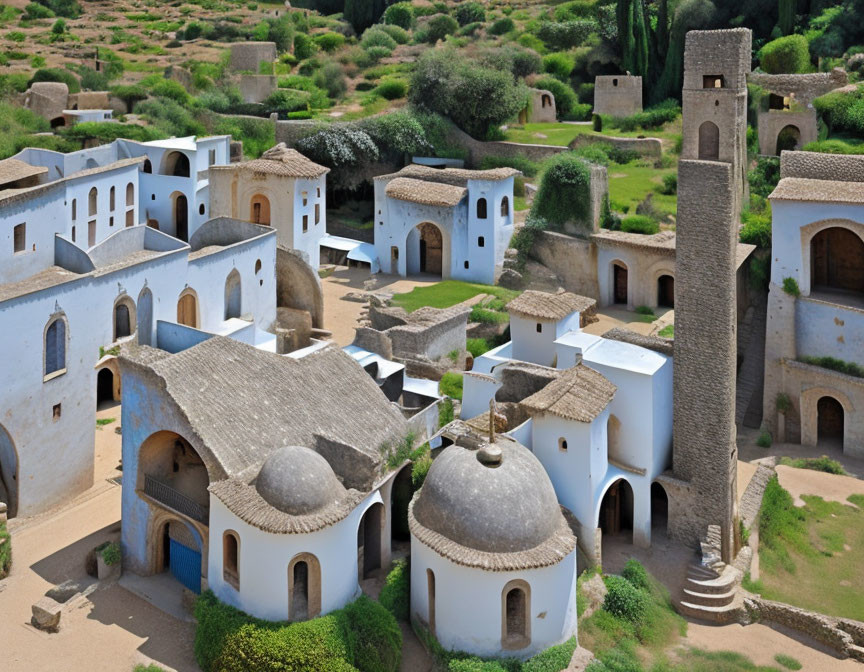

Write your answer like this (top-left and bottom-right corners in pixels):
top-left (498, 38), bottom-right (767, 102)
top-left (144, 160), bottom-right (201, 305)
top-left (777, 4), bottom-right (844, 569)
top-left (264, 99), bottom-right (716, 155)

top-left (683, 28), bottom-right (752, 91)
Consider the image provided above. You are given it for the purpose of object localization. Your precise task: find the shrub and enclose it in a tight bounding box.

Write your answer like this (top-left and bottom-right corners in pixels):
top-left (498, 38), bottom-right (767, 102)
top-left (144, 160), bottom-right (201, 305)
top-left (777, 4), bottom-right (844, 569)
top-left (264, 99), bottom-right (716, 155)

top-left (740, 209), bottom-right (771, 248)
top-left (34, 0), bottom-right (80, 19)
top-left (798, 355), bottom-right (864, 378)
top-left (24, 2), bottom-right (54, 19)
top-left (342, 596), bottom-right (402, 672)
top-left (313, 62), bottom-right (347, 99)
top-left (0, 522), bottom-right (10, 578)
top-left (456, 21), bottom-right (482, 37)
top-left (412, 453), bottom-right (433, 488)
top-left (51, 17), bottom-right (65, 34)
top-left (749, 157), bottom-right (781, 198)
top-left (383, 2), bottom-right (413, 30)
top-left (425, 14), bottom-right (458, 43)
top-left (603, 575), bottom-right (648, 625)
top-left (776, 393), bottom-right (792, 414)
top-left (378, 24), bottom-right (410, 44)
top-left (756, 429), bottom-right (772, 448)
top-left (438, 397), bottom-right (455, 428)
top-left (454, 1), bottom-right (485, 26)
top-left (522, 637), bottom-right (578, 672)
top-left (564, 103), bottom-right (592, 121)
top-left (6, 31), bottom-right (25, 43)
top-left (489, 17), bottom-right (514, 36)
top-left (532, 153), bottom-right (591, 229)
top-left (294, 32), bottom-right (317, 60)
top-left (362, 26), bottom-right (398, 51)
top-left (111, 84), bottom-right (148, 110)
top-left (439, 372), bottom-right (463, 400)
top-left (315, 32), bottom-right (345, 52)
top-left (782, 277), bottom-right (800, 297)
top-left (759, 35), bottom-right (811, 74)
top-left (814, 84), bottom-right (864, 135)
top-left (535, 19), bottom-right (596, 51)
top-left (479, 155), bottom-right (540, 178)
top-left (378, 559), bottom-right (410, 621)
top-left (507, 47), bottom-right (541, 78)
top-left (511, 212), bottom-right (548, 268)
top-left (774, 654), bottom-right (803, 671)
top-left (659, 173), bottom-right (677, 195)
top-left (449, 660), bottom-right (508, 672)
top-left (29, 67), bottom-right (80, 93)
top-left (620, 215), bottom-right (659, 235)
top-left (609, 99), bottom-right (680, 132)
top-left (621, 559), bottom-right (649, 591)
top-left (365, 45), bottom-right (392, 62)
top-left (147, 79), bottom-right (190, 104)
top-left (375, 79), bottom-right (407, 100)
top-left (779, 455), bottom-right (846, 475)
top-left (533, 77), bottom-right (576, 119)
top-left (542, 52), bottom-right (575, 82)
top-left (593, 114), bottom-right (602, 131)
top-left (361, 110), bottom-right (431, 156)
top-left (101, 542), bottom-right (121, 566)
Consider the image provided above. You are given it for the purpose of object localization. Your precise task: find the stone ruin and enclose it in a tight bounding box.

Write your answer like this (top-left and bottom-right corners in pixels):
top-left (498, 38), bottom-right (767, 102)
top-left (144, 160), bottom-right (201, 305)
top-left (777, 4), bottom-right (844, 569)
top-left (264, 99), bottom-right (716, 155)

top-left (24, 82), bottom-right (69, 125)
top-left (230, 42), bottom-right (277, 73)
top-left (593, 74), bottom-right (643, 117)
top-left (520, 88), bottom-right (557, 124)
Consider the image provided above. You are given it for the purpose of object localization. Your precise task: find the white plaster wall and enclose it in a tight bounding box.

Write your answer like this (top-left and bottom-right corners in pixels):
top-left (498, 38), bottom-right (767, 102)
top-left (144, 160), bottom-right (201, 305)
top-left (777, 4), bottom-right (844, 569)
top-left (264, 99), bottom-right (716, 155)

top-left (461, 374), bottom-right (503, 421)
top-left (410, 538), bottom-right (578, 659)
top-left (796, 297), bottom-right (864, 367)
top-left (291, 176), bottom-right (326, 268)
top-left (510, 315), bottom-right (559, 367)
top-left (65, 165), bottom-right (141, 250)
top-left (0, 186), bottom-right (66, 284)
top-left (208, 492), bottom-right (384, 622)
top-left (597, 248), bottom-right (635, 309)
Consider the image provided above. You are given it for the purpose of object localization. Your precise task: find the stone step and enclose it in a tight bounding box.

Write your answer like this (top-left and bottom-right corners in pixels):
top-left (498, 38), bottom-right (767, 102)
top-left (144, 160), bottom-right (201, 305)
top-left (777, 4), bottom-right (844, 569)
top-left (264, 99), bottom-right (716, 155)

top-left (682, 587), bottom-right (738, 608)
top-left (847, 644), bottom-right (864, 662)
top-left (685, 566), bottom-right (740, 595)
top-left (677, 599), bottom-right (743, 624)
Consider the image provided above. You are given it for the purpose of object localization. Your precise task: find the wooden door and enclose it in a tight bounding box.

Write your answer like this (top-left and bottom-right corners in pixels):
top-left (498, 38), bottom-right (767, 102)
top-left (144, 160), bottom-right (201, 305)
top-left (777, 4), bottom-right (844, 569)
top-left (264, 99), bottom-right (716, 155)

top-left (177, 293), bottom-right (197, 328)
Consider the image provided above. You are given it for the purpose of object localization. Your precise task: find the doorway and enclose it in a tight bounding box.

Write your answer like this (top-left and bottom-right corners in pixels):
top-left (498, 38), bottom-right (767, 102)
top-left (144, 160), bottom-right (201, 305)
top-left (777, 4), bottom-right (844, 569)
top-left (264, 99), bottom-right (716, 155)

top-left (97, 368), bottom-right (115, 407)
top-left (613, 263), bottom-right (628, 305)
top-left (599, 479), bottom-right (634, 542)
top-left (419, 223), bottom-right (443, 275)
top-left (174, 193), bottom-right (189, 242)
top-left (358, 502), bottom-right (384, 580)
top-left (817, 396), bottom-right (844, 444)
top-left (657, 274), bottom-right (674, 308)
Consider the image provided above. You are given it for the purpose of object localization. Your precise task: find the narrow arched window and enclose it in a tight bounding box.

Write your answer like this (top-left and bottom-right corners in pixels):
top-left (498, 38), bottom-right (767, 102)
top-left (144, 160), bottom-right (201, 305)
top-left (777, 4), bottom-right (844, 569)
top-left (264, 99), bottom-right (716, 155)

top-left (114, 303), bottom-right (131, 339)
top-left (126, 182), bottom-right (134, 206)
top-left (477, 197), bottom-right (487, 219)
top-left (502, 580), bottom-right (531, 650)
top-left (88, 187), bottom-right (98, 216)
top-left (223, 531), bottom-right (240, 589)
top-left (109, 186), bottom-right (116, 211)
top-left (45, 317), bottom-right (66, 376)
top-left (71, 198), bottom-right (77, 220)
top-left (142, 159), bottom-right (152, 174)
top-left (501, 196), bottom-right (509, 217)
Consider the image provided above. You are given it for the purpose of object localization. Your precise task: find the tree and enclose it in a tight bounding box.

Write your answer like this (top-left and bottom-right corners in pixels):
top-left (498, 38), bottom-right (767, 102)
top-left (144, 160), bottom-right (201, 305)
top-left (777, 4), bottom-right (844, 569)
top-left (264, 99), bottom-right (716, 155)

top-left (617, 0), bottom-right (650, 78)
top-left (651, 0), bottom-right (715, 104)
top-left (778, 0), bottom-right (794, 35)
top-left (759, 34), bottom-right (810, 74)
top-left (343, 0), bottom-right (386, 34)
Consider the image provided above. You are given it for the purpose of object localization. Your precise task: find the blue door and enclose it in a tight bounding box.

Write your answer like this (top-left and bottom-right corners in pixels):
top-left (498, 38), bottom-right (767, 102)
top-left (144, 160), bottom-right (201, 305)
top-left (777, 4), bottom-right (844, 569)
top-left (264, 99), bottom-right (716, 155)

top-left (169, 537), bottom-right (201, 593)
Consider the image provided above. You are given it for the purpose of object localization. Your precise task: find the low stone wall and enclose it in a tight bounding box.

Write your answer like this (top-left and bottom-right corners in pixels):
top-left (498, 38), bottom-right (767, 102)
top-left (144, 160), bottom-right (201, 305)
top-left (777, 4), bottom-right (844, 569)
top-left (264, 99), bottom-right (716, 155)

top-left (569, 133), bottom-right (662, 162)
top-left (530, 231), bottom-right (599, 298)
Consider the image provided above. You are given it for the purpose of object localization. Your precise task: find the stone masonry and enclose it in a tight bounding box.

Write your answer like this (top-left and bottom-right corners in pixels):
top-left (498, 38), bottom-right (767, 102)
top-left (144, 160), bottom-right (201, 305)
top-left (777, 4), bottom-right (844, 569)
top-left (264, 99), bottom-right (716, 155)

top-left (230, 42), bottom-right (277, 73)
top-left (593, 75), bottom-right (642, 117)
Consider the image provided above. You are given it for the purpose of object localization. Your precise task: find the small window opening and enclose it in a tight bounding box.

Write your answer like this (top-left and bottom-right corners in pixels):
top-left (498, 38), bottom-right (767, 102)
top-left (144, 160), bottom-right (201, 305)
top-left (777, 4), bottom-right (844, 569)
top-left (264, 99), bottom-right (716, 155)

top-left (302, 215), bottom-right (308, 233)
top-left (559, 437), bottom-right (568, 452)
top-left (536, 323), bottom-right (542, 333)
top-left (13, 223), bottom-right (25, 253)
top-left (199, 203), bottom-right (205, 216)
top-left (53, 403), bottom-right (61, 420)
top-left (703, 75), bottom-right (724, 88)
top-left (478, 236), bottom-right (485, 247)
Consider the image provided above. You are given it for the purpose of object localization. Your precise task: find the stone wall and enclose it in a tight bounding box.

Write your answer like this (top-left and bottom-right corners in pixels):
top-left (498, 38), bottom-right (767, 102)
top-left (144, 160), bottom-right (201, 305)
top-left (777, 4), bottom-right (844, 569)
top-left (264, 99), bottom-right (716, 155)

top-left (569, 134), bottom-right (662, 162)
top-left (593, 75), bottom-right (642, 117)
top-left (525, 88), bottom-right (557, 123)
top-left (68, 91), bottom-right (110, 110)
top-left (165, 65), bottom-right (194, 92)
top-left (239, 75), bottom-right (277, 104)
top-left (530, 231), bottom-right (599, 298)
top-left (275, 246), bottom-right (324, 328)
top-left (230, 42), bottom-right (277, 73)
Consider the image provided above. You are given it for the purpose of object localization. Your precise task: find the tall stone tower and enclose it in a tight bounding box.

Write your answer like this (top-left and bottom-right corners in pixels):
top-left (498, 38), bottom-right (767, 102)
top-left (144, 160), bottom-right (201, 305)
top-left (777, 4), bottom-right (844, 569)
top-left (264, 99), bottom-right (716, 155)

top-left (669, 29), bottom-right (751, 563)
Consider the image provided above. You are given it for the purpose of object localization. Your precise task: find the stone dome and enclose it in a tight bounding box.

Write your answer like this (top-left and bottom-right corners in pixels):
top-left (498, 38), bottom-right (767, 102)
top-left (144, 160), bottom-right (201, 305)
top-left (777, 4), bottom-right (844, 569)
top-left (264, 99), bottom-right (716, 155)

top-left (411, 437), bottom-right (562, 553)
top-left (255, 446), bottom-right (347, 515)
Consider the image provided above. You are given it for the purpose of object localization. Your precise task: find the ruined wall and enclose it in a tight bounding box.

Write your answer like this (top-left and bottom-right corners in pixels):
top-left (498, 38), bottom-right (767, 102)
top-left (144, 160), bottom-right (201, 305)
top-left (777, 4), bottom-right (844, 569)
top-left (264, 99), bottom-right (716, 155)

top-left (530, 231), bottom-right (599, 297)
top-left (569, 134), bottom-right (662, 162)
top-left (757, 110), bottom-right (816, 156)
top-left (68, 91), bottom-right (110, 110)
top-left (593, 75), bottom-right (643, 117)
top-left (230, 42), bottom-right (277, 72)
top-left (239, 75), bottom-right (277, 104)
top-left (526, 88), bottom-right (557, 123)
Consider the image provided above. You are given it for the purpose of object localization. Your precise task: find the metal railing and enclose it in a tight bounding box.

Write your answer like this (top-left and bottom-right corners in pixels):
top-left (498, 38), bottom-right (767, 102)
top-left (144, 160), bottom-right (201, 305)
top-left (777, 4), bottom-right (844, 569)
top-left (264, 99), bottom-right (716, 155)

top-left (144, 474), bottom-right (208, 524)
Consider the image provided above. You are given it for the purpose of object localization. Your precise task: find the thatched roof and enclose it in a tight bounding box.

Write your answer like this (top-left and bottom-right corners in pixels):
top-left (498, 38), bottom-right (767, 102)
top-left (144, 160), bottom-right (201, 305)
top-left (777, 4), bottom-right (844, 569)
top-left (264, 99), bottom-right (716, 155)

top-left (770, 177), bottom-right (864, 204)
top-left (591, 229), bottom-right (677, 253)
top-left (232, 143), bottom-right (329, 178)
top-left (376, 163), bottom-right (520, 187)
top-left (385, 177), bottom-right (467, 207)
top-left (520, 363), bottom-right (616, 423)
top-left (0, 158), bottom-right (48, 186)
top-left (506, 290), bottom-right (595, 321)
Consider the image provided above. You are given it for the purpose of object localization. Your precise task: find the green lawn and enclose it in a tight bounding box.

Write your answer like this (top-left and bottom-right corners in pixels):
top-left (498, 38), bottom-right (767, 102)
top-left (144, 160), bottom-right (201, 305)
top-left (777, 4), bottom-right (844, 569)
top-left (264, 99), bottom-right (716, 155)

top-left (609, 160), bottom-right (678, 218)
top-left (390, 280), bottom-right (519, 313)
top-left (751, 479), bottom-right (864, 621)
top-left (503, 121), bottom-right (680, 146)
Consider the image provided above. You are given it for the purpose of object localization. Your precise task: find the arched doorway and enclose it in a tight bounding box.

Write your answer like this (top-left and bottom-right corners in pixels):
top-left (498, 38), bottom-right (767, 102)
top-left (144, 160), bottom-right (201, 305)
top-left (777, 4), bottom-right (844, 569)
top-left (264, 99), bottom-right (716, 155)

top-left (142, 159), bottom-right (152, 174)
top-left (698, 121), bottom-right (720, 161)
top-left (288, 553), bottom-right (321, 621)
top-left (158, 518), bottom-right (203, 593)
top-left (817, 396), bottom-right (844, 444)
top-left (418, 222), bottom-right (443, 275)
top-left (776, 125), bottom-right (801, 154)
top-left (613, 262), bottom-right (628, 305)
top-left (114, 300), bottom-right (133, 340)
top-left (357, 502), bottom-right (384, 580)
top-left (811, 227), bottom-right (864, 295)
top-left (173, 193), bottom-right (189, 242)
top-left (138, 287), bottom-right (153, 346)
top-left (224, 270), bottom-right (241, 320)
top-left (390, 467), bottom-right (412, 549)
top-left (97, 368), bottom-right (115, 407)
top-left (250, 194), bottom-right (270, 225)
top-left (50, 117), bottom-right (65, 128)
top-left (0, 423), bottom-right (18, 519)
top-left (163, 151), bottom-right (190, 178)
top-left (426, 568), bottom-right (436, 635)
top-left (501, 579), bottom-right (530, 651)
top-left (651, 482), bottom-right (669, 533)
top-left (657, 274), bottom-right (674, 308)
top-left (599, 478), bottom-right (634, 543)
top-left (177, 290), bottom-right (198, 328)
top-left (541, 94), bottom-right (552, 108)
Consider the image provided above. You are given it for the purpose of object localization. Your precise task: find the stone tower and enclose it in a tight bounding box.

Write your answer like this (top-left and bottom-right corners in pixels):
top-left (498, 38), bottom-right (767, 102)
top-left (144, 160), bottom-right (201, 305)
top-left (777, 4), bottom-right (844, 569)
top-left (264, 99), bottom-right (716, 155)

top-left (669, 29), bottom-right (751, 563)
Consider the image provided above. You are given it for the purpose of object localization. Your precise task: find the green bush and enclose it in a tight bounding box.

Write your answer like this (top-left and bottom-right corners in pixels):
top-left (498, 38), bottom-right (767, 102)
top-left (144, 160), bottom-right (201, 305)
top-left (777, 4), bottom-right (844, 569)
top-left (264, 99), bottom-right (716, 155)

top-left (439, 372), bottom-right (463, 400)
top-left (608, 99), bottom-right (680, 132)
top-left (24, 2), bottom-right (54, 19)
top-left (425, 14), bottom-right (458, 43)
top-left (593, 114), bottom-right (602, 131)
top-left (535, 19), bottom-right (596, 51)
top-left (0, 522), bottom-right (10, 578)
top-left (34, 0), bottom-right (80, 18)
top-left (564, 103), bottom-right (592, 122)
top-left (382, 2), bottom-right (413, 30)
top-left (29, 67), bottom-right (80, 93)
top-left (412, 453), bottom-right (432, 487)
top-left (759, 477), bottom-right (806, 573)
top-left (533, 77), bottom-right (576, 119)
top-left (489, 17), bottom-right (514, 36)
top-left (343, 596), bottom-right (402, 672)
top-left (479, 155), bottom-right (540, 178)
top-left (51, 17), bottom-right (65, 34)
top-left (814, 84), bottom-right (864, 135)
top-left (803, 138), bottom-right (864, 154)
top-left (448, 660), bottom-right (508, 672)
top-left (313, 62), bottom-right (347, 99)
top-left (542, 52), bottom-right (575, 82)
top-left (466, 337), bottom-right (492, 358)
top-left (375, 79), bottom-right (407, 100)
top-left (782, 277), bottom-right (800, 297)
top-left (146, 78), bottom-right (190, 104)
top-left (456, 21), bottom-right (482, 37)
top-left (531, 153), bottom-right (591, 228)
top-left (799, 355), bottom-right (864, 379)
top-left (620, 215), bottom-right (659, 235)
top-left (739, 210), bottom-right (771, 248)
top-left (362, 26), bottom-right (398, 51)
top-left (759, 35), bottom-right (811, 74)
top-left (378, 559), bottom-right (410, 621)
top-left (522, 637), bottom-right (578, 672)
top-left (378, 24), bottom-right (410, 44)
top-left (6, 31), bottom-right (25, 43)
top-left (756, 430), bottom-right (772, 448)
top-left (621, 559), bottom-right (649, 591)
top-left (294, 32), bottom-right (317, 60)
top-left (101, 542), bottom-right (121, 565)
top-left (454, 1), bottom-right (485, 26)
top-left (774, 654), bottom-right (803, 671)
top-left (779, 455), bottom-right (846, 475)
top-left (315, 32), bottom-right (345, 52)
top-left (603, 575), bottom-right (648, 625)
top-left (265, 89), bottom-right (311, 113)
top-left (659, 174), bottom-right (677, 195)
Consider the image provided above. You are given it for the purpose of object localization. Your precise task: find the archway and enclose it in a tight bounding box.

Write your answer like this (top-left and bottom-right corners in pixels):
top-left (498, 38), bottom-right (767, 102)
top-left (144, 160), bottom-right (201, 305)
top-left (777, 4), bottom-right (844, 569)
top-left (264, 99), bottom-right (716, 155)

top-left (651, 482), bottom-right (669, 533)
top-left (224, 269), bottom-right (242, 320)
top-left (657, 274), bottom-right (674, 308)
top-left (598, 478), bottom-right (634, 544)
top-left (357, 502), bottom-right (384, 580)
top-left (114, 299), bottom-right (133, 340)
top-left (426, 568), bottom-right (436, 635)
top-left (541, 94), bottom-right (552, 108)
top-left (250, 194), bottom-right (271, 225)
top-left (173, 192), bottom-right (189, 242)
top-left (613, 262), bottom-right (628, 305)
top-left (501, 579), bottom-right (531, 651)
top-left (817, 396), bottom-right (844, 444)
top-left (776, 125), bottom-right (801, 154)
top-left (390, 466), bottom-right (412, 548)
top-left (157, 518), bottom-right (203, 593)
top-left (177, 289), bottom-right (198, 328)
top-left (142, 159), bottom-right (152, 174)
top-left (698, 121), bottom-right (720, 161)
top-left (418, 222), bottom-right (442, 275)
top-left (288, 553), bottom-right (321, 621)
top-left (810, 227), bottom-right (864, 295)
top-left (162, 151), bottom-right (190, 178)
top-left (0, 423), bottom-right (18, 519)
top-left (50, 116), bottom-right (65, 128)
top-left (138, 431), bottom-right (210, 524)
top-left (137, 287), bottom-right (153, 346)
top-left (97, 368), bottom-right (115, 407)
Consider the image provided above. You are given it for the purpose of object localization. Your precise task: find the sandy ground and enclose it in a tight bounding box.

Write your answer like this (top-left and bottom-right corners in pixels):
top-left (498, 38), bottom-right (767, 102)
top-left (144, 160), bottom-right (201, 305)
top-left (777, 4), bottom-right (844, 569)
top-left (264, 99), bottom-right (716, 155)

top-left (583, 306), bottom-right (673, 338)
top-left (775, 464), bottom-right (864, 507)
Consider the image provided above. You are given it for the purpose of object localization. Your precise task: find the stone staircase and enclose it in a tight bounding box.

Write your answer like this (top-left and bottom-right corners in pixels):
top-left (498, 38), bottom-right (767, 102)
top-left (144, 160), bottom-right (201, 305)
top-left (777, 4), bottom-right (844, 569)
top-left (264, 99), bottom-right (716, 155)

top-left (735, 297), bottom-right (767, 428)
top-left (677, 562), bottom-right (744, 623)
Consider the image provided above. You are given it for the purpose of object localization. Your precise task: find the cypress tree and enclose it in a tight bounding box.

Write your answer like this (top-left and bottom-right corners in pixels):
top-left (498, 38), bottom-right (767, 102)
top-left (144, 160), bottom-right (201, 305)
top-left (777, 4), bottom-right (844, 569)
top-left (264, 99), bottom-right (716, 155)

top-left (778, 0), bottom-right (795, 35)
top-left (632, 0), bottom-right (650, 78)
top-left (617, 0), bottom-right (635, 73)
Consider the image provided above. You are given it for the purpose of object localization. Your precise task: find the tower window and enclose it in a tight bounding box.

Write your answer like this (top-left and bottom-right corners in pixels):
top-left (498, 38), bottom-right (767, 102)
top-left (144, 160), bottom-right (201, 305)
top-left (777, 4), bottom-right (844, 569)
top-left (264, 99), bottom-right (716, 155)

top-left (703, 75), bottom-right (724, 89)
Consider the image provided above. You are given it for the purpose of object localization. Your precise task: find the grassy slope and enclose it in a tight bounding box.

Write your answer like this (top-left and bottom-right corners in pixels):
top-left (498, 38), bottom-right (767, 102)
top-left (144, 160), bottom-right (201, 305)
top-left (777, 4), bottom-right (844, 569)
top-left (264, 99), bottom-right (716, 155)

top-left (608, 160), bottom-right (677, 217)
top-left (390, 280), bottom-right (519, 313)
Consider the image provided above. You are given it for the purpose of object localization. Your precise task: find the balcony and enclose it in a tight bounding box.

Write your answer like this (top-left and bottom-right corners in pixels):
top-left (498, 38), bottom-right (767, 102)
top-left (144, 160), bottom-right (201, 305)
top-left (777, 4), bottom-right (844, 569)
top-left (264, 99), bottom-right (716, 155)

top-left (143, 474), bottom-right (209, 524)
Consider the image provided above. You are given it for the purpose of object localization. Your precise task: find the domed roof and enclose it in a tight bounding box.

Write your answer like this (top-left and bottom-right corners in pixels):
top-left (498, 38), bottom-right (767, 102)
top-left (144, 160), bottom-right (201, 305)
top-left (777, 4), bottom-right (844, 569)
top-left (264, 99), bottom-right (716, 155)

top-left (411, 436), bottom-right (564, 556)
top-left (255, 446), bottom-right (347, 516)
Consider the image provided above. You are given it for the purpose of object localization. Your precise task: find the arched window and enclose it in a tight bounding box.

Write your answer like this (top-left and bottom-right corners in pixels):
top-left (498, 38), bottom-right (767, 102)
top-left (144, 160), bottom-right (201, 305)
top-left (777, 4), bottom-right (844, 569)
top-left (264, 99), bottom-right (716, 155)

top-left (501, 579), bottom-right (531, 650)
top-left (607, 414), bottom-right (622, 462)
top-left (88, 187), bottom-right (98, 216)
top-left (698, 121), bottom-right (720, 161)
top-left (114, 302), bottom-right (131, 340)
top-left (71, 199), bottom-right (77, 220)
top-left (811, 227), bottom-right (864, 295)
top-left (477, 198), bottom-right (488, 219)
top-left (223, 531), bottom-right (240, 589)
top-left (142, 159), bottom-right (152, 174)
top-left (250, 194), bottom-right (270, 226)
top-left (500, 196), bottom-right (509, 217)
top-left (45, 317), bottom-right (66, 376)
top-left (163, 151), bottom-right (191, 178)
top-left (254, 259), bottom-right (262, 275)
top-left (427, 569), bottom-right (436, 635)
top-left (288, 553), bottom-right (321, 621)
top-left (109, 186), bottom-right (116, 211)
top-left (558, 437), bottom-right (568, 452)
top-left (224, 269), bottom-right (242, 320)
top-left (177, 289), bottom-right (198, 328)
top-left (126, 182), bottom-right (134, 206)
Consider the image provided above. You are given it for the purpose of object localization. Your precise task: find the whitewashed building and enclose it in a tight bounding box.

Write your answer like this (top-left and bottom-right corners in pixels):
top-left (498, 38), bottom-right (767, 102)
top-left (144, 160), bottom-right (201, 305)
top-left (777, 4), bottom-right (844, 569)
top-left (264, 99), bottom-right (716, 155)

top-left (373, 165), bottom-right (518, 285)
